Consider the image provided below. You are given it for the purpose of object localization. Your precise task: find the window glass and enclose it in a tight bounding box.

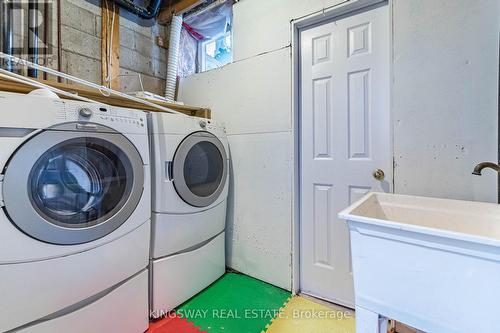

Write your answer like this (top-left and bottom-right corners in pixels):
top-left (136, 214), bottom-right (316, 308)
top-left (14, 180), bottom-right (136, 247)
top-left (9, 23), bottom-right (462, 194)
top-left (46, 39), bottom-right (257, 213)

top-left (183, 141), bottom-right (223, 197)
top-left (29, 138), bottom-right (132, 227)
top-left (202, 31), bottom-right (232, 71)
top-left (206, 40), bottom-right (217, 57)
top-left (178, 0), bottom-right (233, 76)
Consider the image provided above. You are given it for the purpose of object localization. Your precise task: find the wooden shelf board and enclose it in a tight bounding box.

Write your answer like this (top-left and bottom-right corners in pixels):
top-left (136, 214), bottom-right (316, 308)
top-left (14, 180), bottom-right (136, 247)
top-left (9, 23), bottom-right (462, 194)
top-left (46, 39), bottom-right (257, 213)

top-left (0, 77), bottom-right (211, 119)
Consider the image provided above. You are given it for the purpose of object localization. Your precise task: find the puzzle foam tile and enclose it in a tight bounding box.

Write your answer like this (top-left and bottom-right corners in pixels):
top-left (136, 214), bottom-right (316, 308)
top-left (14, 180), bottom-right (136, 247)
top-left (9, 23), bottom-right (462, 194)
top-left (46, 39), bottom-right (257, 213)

top-left (263, 296), bottom-right (355, 333)
top-left (147, 313), bottom-right (205, 333)
top-left (177, 273), bottom-right (290, 333)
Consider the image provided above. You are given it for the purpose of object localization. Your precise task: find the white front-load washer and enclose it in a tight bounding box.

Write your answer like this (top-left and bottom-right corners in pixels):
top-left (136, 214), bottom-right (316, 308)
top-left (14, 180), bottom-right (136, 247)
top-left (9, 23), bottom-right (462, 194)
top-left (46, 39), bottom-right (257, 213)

top-left (0, 92), bottom-right (151, 333)
top-left (149, 112), bottom-right (228, 316)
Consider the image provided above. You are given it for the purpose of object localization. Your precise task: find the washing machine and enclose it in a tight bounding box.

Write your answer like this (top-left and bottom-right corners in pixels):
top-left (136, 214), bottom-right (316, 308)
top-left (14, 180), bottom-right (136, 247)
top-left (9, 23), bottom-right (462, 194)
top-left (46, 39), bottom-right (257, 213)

top-left (0, 92), bottom-right (150, 333)
top-left (149, 112), bottom-right (228, 316)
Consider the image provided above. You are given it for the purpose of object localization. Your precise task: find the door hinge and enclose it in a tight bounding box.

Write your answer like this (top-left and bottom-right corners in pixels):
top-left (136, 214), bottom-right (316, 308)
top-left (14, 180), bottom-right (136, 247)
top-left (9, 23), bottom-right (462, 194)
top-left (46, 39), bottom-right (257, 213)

top-left (0, 174), bottom-right (4, 208)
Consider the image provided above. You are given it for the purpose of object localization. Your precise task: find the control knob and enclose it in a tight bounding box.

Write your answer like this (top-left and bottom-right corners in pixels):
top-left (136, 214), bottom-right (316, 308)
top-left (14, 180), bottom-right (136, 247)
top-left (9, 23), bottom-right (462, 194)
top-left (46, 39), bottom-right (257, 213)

top-left (79, 107), bottom-right (93, 118)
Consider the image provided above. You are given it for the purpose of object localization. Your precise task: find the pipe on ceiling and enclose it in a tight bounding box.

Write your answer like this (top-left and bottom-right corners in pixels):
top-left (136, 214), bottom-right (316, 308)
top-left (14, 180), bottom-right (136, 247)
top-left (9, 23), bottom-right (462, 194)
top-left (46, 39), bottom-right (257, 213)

top-left (28, 0), bottom-right (39, 78)
top-left (57, 0), bottom-right (62, 81)
top-left (112, 0), bottom-right (162, 20)
top-left (1, 1), bottom-right (13, 71)
top-left (43, 1), bottom-right (49, 80)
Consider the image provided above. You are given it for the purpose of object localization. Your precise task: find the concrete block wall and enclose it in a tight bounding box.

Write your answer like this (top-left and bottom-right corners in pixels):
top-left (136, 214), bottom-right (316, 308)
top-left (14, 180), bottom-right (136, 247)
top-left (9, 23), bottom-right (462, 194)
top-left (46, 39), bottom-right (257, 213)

top-left (118, 10), bottom-right (168, 94)
top-left (59, 0), bottom-right (168, 94)
top-left (60, 0), bottom-right (101, 83)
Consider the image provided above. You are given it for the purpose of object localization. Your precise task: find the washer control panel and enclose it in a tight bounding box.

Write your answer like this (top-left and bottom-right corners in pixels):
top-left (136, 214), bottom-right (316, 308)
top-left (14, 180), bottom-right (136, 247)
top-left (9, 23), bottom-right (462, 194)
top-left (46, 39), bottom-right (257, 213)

top-left (54, 100), bottom-right (147, 133)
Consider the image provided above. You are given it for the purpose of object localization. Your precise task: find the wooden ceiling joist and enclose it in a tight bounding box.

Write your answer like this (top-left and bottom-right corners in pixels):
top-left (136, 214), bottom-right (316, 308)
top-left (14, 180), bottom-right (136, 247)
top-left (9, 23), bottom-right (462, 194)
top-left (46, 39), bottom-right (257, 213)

top-left (157, 0), bottom-right (205, 25)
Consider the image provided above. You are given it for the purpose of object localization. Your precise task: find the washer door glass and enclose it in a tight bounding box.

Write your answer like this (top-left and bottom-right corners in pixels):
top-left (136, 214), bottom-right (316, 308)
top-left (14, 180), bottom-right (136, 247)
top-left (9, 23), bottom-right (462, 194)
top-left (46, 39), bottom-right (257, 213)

top-left (2, 130), bottom-right (144, 245)
top-left (173, 132), bottom-right (228, 207)
top-left (29, 137), bottom-right (132, 228)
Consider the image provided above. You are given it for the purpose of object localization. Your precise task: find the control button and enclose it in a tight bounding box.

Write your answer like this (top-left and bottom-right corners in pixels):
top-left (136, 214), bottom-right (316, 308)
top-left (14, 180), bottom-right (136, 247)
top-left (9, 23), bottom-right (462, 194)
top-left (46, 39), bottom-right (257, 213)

top-left (199, 120), bottom-right (207, 128)
top-left (78, 107), bottom-right (93, 118)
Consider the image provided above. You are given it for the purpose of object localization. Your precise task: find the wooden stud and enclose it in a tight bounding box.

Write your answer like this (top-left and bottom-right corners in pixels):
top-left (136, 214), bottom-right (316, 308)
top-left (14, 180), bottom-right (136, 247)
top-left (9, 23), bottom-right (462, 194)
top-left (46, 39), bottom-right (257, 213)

top-left (101, 0), bottom-right (120, 90)
top-left (156, 36), bottom-right (169, 49)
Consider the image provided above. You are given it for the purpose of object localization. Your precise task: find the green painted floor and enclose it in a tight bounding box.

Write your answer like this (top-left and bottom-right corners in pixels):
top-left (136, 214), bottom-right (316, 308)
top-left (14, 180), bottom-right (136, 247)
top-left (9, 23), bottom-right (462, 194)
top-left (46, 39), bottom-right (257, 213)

top-left (177, 273), bottom-right (291, 333)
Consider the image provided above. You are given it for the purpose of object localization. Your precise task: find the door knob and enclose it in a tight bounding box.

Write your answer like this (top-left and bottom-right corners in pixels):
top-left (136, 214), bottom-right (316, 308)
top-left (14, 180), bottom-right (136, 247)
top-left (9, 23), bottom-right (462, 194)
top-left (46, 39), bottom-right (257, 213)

top-left (372, 169), bottom-right (385, 181)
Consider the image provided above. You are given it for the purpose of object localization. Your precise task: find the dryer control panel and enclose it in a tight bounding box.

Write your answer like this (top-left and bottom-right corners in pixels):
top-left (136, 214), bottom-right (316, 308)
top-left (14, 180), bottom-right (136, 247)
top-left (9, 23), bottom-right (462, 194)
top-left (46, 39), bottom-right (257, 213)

top-left (198, 119), bottom-right (226, 135)
top-left (53, 100), bottom-right (147, 134)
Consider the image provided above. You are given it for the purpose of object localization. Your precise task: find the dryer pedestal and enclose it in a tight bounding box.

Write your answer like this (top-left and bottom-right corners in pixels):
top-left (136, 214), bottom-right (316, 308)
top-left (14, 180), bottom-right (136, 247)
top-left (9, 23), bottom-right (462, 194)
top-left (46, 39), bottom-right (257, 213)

top-left (148, 112), bottom-right (229, 317)
top-left (150, 232), bottom-right (225, 317)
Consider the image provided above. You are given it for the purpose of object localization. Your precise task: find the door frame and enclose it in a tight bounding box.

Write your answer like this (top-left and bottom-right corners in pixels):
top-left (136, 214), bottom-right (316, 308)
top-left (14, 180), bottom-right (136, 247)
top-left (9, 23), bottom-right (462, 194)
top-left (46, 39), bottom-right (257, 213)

top-left (290, 0), bottom-right (393, 296)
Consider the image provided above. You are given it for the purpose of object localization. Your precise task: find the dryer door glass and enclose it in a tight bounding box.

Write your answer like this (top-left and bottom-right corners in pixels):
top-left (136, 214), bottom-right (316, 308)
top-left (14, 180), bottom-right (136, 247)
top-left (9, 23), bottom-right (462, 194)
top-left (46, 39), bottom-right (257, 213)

top-left (29, 137), bottom-right (132, 228)
top-left (184, 141), bottom-right (223, 197)
top-left (173, 132), bottom-right (228, 208)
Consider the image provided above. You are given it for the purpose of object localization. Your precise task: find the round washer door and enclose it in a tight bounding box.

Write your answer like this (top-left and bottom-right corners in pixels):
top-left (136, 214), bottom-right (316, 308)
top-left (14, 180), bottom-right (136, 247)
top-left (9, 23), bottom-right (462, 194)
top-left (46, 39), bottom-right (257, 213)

top-left (172, 131), bottom-right (228, 208)
top-left (2, 129), bottom-right (144, 245)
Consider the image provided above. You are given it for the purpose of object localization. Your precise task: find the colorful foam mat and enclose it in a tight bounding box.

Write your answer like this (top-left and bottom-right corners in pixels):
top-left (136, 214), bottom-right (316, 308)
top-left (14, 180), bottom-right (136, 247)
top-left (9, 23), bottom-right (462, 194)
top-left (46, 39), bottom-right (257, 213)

top-left (177, 273), bottom-right (290, 333)
top-left (147, 313), bottom-right (205, 333)
top-left (264, 295), bottom-right (355, 333)
top-left (146, 273), bottom-right (355, 333)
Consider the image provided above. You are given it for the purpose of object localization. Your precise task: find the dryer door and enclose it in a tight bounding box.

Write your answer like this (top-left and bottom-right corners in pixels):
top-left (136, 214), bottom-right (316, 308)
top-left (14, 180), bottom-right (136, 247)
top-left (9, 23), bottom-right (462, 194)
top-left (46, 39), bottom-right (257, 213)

top-left (2, 128), bottom-right (144, 245)
top-left (172, 131), bottom-right (228, 207)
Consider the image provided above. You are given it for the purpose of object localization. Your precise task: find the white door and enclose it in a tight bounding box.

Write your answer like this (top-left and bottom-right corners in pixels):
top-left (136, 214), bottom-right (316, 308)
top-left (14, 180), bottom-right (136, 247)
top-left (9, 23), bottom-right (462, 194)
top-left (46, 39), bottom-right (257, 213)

top-left (300, 5), bottom-right (391, 307)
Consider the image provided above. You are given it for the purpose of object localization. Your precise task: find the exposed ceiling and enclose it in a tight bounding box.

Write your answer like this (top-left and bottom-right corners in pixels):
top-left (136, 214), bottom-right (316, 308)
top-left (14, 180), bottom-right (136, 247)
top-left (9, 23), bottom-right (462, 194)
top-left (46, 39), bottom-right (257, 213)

top-left (157, 0), bottom-right (207, 24)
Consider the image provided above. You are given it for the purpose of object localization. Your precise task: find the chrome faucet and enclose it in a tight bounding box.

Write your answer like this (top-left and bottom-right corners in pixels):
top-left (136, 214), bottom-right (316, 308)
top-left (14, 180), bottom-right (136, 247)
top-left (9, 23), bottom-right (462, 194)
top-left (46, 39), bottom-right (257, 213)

top-left (472, 162), bottom-right (500, 176)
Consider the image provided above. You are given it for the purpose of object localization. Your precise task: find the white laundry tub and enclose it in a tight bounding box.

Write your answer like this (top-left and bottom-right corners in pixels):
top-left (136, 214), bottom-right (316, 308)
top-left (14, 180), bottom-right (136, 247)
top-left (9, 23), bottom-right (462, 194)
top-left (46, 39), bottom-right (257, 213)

top-left (338, 192), bottom-right (500, 333)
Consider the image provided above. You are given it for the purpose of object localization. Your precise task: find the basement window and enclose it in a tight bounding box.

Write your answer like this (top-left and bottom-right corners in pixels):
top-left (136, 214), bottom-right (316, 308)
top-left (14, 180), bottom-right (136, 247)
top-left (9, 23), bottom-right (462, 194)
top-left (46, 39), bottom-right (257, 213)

top-left (200, 30), bottom-right (232, 72)
top-left (178, 1), bottom-right (233, 77)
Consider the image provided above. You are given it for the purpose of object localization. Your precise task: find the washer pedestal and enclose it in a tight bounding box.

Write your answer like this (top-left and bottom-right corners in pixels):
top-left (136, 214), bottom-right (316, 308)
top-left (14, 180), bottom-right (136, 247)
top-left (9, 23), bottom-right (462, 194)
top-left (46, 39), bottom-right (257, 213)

top-left (17, 270), bottom-right (149, 333)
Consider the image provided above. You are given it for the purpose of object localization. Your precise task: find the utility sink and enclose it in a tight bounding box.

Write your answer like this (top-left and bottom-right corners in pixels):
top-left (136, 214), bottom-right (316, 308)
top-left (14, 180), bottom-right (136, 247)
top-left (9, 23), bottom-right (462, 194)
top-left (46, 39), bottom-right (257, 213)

top-left (338, 192), bottom-right (500, 333)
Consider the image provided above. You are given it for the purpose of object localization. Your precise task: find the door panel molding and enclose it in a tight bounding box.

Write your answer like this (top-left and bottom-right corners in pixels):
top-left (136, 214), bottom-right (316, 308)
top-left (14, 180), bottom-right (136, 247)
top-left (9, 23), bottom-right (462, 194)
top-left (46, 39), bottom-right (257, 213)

top-left (291, 0), bottom-right (390, 297)
top-left (297, 4), bottom-right (391, 307)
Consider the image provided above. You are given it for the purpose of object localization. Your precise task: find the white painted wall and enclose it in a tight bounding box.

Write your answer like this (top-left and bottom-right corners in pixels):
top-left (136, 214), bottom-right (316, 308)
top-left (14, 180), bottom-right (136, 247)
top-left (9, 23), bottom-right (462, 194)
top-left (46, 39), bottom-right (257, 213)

top-left (393, 0), bottom-right (499, 203)
top-left (180, 0), bottom-right (354, 290)
top-left (179, 41), bottom-right (295, 291)
top-left (179, 0), bottom-right (500, 290)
